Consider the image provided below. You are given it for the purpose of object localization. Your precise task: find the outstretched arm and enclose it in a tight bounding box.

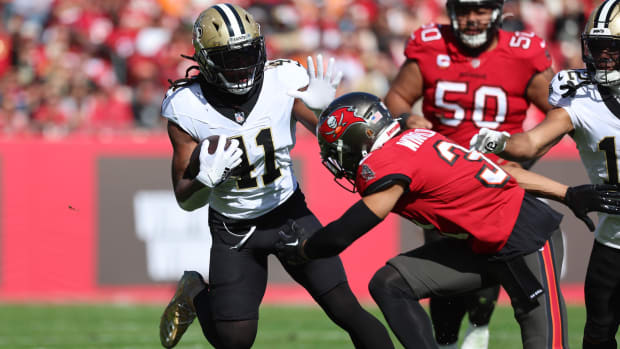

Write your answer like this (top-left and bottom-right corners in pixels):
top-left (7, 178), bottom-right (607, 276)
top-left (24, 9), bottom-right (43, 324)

top-left (471, 107), bottom-right (574, 160)
top-left (290, 55), bottom-right (343, 135)
top-left (503, 108), bottom-right (574, 160)
top-left (292, 99), bottom-right (319, 134)
top-left (500, 165), bottom-right (568, 202)
top-left (502, 165), bottom-right (620, 231)
top-left (277, 184), bottom-right (405, 264)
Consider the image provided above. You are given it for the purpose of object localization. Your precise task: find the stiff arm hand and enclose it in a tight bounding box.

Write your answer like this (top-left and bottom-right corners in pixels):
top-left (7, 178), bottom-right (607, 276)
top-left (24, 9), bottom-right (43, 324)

top-left (275, 219), bottom-right (312, 265)
top-left (288, 55), bottom-right (343, 115)
top-left (470, 127), bottom-right (511, 154)
top-left (565, 184), bottom-right (620, 231)
top-left (195, 136), bottom-right (243, 188)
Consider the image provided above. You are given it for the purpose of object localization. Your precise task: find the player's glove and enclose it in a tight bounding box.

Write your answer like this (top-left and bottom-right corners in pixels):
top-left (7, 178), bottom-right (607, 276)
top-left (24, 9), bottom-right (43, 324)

top-left (469, 127), bottom-right (511, 154)
top-left (275, 219), bottom-right (312, 266)
top-left (196, 137), bottom-right (243, 188)
top-left (287, 54), bottom-right (343, 115)
top-left (564, 184), bottom-right (620, 231)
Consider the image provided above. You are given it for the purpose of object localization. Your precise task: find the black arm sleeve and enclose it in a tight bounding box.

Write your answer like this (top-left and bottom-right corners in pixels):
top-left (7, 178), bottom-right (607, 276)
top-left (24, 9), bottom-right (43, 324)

top-left (304, 200), bottom-right (383, 259)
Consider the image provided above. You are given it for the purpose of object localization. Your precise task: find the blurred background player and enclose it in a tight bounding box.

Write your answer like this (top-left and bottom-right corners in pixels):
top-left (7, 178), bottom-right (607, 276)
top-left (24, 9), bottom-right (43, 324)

top-left (471, 1), bottom-right (620, 347)
top-left (277, 92), bottom-right (620, 349)
top-left (383, 0), bottom-right (555, 347)
top-left (158, 4), bottom-right (393, 349)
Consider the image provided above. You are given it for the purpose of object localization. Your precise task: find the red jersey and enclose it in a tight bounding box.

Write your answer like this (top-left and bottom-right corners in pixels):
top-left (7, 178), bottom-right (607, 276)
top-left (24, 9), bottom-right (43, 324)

top-left (356, 129), bottom-right (525, 254)
top-left (404, 24), bottom-right (551, 163)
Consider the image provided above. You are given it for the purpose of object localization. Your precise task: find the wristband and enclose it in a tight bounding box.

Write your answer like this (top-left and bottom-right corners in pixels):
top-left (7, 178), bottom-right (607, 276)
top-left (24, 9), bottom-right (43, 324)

top-left (397, 113), bottom-right (412, 130)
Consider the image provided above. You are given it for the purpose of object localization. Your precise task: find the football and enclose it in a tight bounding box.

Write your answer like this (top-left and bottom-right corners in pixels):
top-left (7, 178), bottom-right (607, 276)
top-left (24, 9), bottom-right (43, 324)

top-left (184, 135), bottom-right (232, 179)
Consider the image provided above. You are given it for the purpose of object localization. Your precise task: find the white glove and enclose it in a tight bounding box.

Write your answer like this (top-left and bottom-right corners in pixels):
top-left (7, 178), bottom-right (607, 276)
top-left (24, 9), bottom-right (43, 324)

top-left (196, 137), bottom-right (243, 188)
top-left (287, 54), bottom-right (343, 113)
top-left (469, 128), bottom-right (511, 154)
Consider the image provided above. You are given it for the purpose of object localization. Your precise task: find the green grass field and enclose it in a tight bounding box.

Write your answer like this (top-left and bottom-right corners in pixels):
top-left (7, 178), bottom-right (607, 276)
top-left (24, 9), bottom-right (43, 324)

top-left (0, 303), bottom-right (617, 348)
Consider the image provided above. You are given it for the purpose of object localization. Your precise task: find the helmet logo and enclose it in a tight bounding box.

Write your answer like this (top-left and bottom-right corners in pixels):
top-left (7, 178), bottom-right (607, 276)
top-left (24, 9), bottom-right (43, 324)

top-left (319, 107), bottom-right (365, 143)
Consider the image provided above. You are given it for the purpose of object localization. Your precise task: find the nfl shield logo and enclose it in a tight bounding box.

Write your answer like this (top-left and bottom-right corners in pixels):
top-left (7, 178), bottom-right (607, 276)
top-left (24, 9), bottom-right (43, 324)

top-left (235, 112), bottom-right (245, 123)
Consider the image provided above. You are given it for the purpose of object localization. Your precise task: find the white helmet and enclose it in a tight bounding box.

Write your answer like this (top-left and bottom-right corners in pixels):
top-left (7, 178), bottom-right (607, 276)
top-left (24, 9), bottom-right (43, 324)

top-left (582, 0), bottom-right (620, 87)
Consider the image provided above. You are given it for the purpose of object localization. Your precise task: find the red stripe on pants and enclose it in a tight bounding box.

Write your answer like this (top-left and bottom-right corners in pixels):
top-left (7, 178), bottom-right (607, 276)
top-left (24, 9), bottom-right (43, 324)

top-left (541, 241), bottom-right (564, 348)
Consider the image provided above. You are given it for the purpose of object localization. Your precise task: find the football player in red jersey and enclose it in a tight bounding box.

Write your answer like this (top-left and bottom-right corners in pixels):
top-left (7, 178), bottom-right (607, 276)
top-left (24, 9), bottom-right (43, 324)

top-left (383, 0), bottom-right (555, 347)
top-left (276, 92), bottom-right (620, 349)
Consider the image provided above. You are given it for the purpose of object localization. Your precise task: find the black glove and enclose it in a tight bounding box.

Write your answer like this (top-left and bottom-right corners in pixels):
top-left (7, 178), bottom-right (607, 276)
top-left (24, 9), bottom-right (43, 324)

top-left (564, 184), bottom-right (620, 231)
top-left (275, 219), bottom-right (312, 266)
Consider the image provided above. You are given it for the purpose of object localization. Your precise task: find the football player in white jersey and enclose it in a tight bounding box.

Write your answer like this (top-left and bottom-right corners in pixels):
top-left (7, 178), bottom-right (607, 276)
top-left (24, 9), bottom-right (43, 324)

top-left (470, 1), bottom-right (620, 347)
top-left (157, 4), bottom-right (394, 349)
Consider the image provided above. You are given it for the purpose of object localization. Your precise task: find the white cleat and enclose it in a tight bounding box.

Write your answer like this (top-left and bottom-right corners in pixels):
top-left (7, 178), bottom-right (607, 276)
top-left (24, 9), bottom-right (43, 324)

top-left (461, 323), bottom-right (489, 349)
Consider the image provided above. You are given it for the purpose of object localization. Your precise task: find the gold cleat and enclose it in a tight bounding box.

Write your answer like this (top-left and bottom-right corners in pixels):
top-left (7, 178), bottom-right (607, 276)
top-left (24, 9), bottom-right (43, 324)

top-left (159, 271), bottom-right (206, 348)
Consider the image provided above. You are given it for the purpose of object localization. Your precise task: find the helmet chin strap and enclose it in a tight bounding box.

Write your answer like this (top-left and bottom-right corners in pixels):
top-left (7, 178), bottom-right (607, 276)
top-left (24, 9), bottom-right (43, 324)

top-left (594, 70), bottom-right (620, 90)
top-left (608, 81), bottom-right (620, 97)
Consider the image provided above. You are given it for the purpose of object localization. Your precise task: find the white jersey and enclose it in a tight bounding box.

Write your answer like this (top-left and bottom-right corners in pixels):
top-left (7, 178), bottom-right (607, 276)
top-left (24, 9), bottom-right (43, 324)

top-left (549, 69), bottom-right (620, 249)
top-left (161, 59), bottom-right (309, 220)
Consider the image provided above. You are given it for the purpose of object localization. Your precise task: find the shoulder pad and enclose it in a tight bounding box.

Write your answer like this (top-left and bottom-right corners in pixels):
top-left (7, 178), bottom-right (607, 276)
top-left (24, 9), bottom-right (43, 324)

top-left (265, 58), bottom-right (309, 91)
top-left (405, 23), bottom-right (446, 60)
top-left (408, 23), bottom-right (444, 46)
top-left (265, 58), bottom-right (303, 70)
top-left (501, 31), bottom-right (552, 73)
top-left (160, 84), bottom-right (204, 139)
top-left (549, 69), bottom-right (591, 106)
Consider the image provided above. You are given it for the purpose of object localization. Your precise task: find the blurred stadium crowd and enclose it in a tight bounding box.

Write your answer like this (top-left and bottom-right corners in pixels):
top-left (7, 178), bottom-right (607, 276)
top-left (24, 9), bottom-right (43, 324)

top-left (0, 0), bottom-right (601, 137)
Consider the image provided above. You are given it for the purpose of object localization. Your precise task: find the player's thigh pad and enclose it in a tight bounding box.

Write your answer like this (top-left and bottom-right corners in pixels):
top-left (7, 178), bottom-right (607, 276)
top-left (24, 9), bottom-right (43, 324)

top-left (208, 243), bottom-right (268, 321)
top-left (387, 238), bottom-right (491, 299)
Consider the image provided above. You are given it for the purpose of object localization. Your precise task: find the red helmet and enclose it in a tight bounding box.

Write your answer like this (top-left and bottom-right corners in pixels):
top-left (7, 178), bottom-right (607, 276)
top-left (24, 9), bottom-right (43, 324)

top-left (317, 92), bottom-right (400, 192)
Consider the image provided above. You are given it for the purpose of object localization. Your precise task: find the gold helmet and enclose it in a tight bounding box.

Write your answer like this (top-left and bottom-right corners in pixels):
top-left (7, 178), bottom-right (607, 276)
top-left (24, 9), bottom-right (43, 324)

top-left (582, 0), bottom-right (620, 87)
top-left (192, 4), bottom-right (266, 94)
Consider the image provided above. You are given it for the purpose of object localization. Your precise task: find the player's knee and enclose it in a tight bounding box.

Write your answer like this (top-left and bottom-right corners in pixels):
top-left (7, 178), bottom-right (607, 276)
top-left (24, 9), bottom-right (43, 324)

top-left (318, 282), bottom-right (363, 321)
top-left (214, 320), bottom-right (258, 349)
top-left (224, 336), bottom-right (255, 349)
top-left (369, 265), bottom-right (419, 304)
top-left (467, 286), bottom-right (499, 325)
top-left (583, 335), bottom-right (617, 349)
top-left (584, 322), bottom-right (618, 349)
